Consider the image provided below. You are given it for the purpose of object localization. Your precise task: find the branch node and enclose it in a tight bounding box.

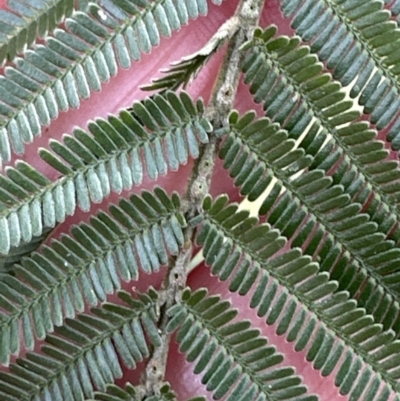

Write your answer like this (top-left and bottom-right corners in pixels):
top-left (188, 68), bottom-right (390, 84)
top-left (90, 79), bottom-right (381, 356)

top-left (141, 0), bottom-right (265, 393)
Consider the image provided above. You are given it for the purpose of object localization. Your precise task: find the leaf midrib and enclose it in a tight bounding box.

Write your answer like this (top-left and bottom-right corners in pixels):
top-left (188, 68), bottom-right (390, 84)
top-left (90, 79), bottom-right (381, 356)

top-left (231, 126), bottom-right (400, 334)
top-left (0, 213), bottom-right (176, 340)
top-left (183, 304), bottom-right (285, 401)
top-left (0, 116), bottom-right (191, 220)
top-left (25, 304), bottom-right (152, 400)
top-left (0, 0), bottom-right (170, 144)
top-left (203, 212), bottom-right (400, 394)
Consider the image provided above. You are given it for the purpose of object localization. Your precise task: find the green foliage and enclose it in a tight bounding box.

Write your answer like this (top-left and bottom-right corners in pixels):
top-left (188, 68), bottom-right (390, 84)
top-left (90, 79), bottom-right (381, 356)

top-left (0, 188), bottom-right (185, 365)
top-left (0, 0), bottom-right (75, 65)
top-left (0, 288), bottom-right (161, 400)
top-left (2, 0), bottom-right (400, 401)
top-left (198, 195), bottom-right (400, 399)
top-left (167, 288), bottom-right (318, 401)
top-left (0, 0), bottom-right (215, 165)
top-left (242, 25), bottom-right (400, 232)
top-left (220, 110), bottom-right (400, 336)
top-left (240, 26), bottom-right (400, 336)
top-left (0, 91), bottom-right (210, 254)
top-left (281, 0), bottom-right (400, 131)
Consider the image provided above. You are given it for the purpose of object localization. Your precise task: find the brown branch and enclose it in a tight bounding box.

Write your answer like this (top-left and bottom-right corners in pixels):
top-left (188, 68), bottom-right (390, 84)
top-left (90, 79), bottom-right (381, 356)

top-left (140, 0), bottom-right (265, 396)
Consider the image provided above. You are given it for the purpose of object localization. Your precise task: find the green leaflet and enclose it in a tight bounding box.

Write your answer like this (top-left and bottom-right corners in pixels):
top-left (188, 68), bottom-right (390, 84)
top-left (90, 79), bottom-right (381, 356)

top-left (279, 0), bottom-right (400, 135)
top-left (0, 188), bottom-right (185, 365)
top-left (0, 0), bottom-right (74, 66)
top-left (0, 0), bottom-right (219, 166)
top-left (197, 195), bottom-right (400, 401)
top-left (167, 288), bottom-right (318, 401)
top-left (241, 26), bottom-right (400, 319)
top-left (220, 111), bottom-right (400, 336)
top-left (0, 91), bottom-right (210, 254)
top-left (0, 227), bottom-right (52, 273)
top-left (0, 289), bottom-right (161, 400)
top-left (242, 26), bottom-right (400, 220)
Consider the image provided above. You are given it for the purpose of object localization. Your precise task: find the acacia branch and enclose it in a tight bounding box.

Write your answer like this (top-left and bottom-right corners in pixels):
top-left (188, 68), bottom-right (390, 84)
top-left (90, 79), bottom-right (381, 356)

top-left (140, 0), bottom-right (265, 395)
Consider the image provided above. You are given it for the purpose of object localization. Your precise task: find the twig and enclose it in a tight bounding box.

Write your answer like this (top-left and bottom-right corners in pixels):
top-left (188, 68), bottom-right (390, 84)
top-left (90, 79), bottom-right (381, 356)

top-left (140, 0), bottom-right (265, 396)
top-left (141, 15), bottom-right (240, 91)
top-left (142, 241), bottom-right (192, 396)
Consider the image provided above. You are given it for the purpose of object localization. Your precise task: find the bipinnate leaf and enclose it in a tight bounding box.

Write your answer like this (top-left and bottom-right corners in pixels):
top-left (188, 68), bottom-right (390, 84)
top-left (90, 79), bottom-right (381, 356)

top-left (0, 91), bottom-right (210, 255)
top-left (0, 188), bottom-right (185, 365)
top-left (0, 0), bottom-right (220, 166)
top-left (0, 288), bottom-right (161, 400)
top-left (167, 288), bottom-right (318, 401)
top-left (197, 195), bottom-right (400, 400)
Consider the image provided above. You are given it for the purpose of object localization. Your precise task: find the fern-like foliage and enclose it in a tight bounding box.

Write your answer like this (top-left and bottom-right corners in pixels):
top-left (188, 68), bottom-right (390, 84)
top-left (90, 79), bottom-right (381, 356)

top-left (0, 228), bottom-right (52, 273)
top-left (0, 0), bottom-right (218, 166)
top-left (0, 91), bottom-right (209, 254)
top-left (0, 187), bottom-right (185, 365)
top-left (0, 288), bottom-right (161, 401)
top-left (242, 25), bottom-right (400, 238)
top-left (279, 0), bottom-right (400, 134)
top-left (167, 288), bottom-right (318, 401)
top-left (239, 26), bottom-right (400, 333)
top-left (0, 0), bottom-right (75, 65)
top-left (197, 195), bottom-right (400, 400)
top-left (277, 0), bottom-right (400, 156)
top-left (4, 0), bottom-right (400, 400)
top-left (218, 109), bottom-right (400, 337)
